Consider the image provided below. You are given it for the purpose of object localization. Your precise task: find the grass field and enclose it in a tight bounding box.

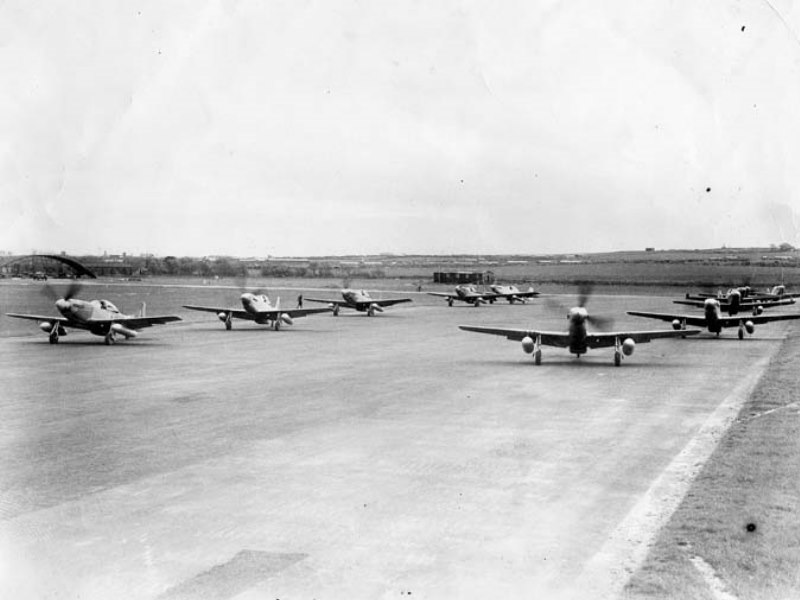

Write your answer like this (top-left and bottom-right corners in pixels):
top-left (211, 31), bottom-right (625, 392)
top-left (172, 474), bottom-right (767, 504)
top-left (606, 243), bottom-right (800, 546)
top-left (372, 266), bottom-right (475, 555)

top-left (624, 323), bottom-right (800, 600)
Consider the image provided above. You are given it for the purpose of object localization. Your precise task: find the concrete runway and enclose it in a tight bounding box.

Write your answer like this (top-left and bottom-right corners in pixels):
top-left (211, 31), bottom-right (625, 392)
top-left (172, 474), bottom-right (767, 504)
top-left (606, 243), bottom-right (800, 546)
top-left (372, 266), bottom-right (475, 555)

top-left (0, 287), bottom-right (790, 599)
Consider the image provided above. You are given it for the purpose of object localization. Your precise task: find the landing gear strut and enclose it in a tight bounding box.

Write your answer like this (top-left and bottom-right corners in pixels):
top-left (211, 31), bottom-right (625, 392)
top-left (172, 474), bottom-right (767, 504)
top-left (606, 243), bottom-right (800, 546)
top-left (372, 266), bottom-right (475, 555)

top-left (614, 337), bottom-right (622, 366)
top-left (104, 331), bottom-right (116, 345)
top-left (533, 334), bottom-right (542, 365)
top-left (49, 323), bottom-right (59, 344)
top-left (225, 313), bottom-right (232, 330)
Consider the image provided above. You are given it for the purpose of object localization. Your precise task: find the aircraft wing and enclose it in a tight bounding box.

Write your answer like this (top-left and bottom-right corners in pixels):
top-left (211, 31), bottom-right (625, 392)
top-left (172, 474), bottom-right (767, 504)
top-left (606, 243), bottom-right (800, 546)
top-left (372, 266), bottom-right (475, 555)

top-left (458, 325), bottom-right (571, 347)
top-left (5, 313), bottom-right (71, 324)
top-left (305, 297), bottom-right (349, 307)
top-left (427, 292), bottom-right (458, 300)
top-left (584, 329), bottom-right (699, 348)
top-left (182, 305), bottom-right (257, 321)
top-left (93, 315), bottom-right (183, 329)
top-left (721, 312), bottom-right (800, 327)
top-left (372, 298), bottom-right (413, 307)
top-left (627, 311), bottom-right (709, 327)
top-left (254, 307), bottom-right (332, 319)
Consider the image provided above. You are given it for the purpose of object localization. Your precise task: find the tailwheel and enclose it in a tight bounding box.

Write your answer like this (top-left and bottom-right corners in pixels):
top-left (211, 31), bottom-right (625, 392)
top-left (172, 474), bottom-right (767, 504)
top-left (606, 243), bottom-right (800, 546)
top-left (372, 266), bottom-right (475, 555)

top-left (534, 350), bottom-right (542, 365)
top-left (614, 351), bottom-right (621, 367)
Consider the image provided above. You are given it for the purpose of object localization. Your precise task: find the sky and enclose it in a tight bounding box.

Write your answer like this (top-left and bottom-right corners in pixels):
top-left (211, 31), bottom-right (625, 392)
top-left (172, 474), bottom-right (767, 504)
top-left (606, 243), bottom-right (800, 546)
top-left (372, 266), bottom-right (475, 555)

top-left (2, 0), bottom-right (800, 257)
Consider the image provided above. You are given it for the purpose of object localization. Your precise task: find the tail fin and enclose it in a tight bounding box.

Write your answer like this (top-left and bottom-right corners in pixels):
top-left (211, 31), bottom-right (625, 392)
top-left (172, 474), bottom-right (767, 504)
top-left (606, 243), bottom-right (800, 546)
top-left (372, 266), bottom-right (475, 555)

top-left (138, 302), bottom-right (146, 317)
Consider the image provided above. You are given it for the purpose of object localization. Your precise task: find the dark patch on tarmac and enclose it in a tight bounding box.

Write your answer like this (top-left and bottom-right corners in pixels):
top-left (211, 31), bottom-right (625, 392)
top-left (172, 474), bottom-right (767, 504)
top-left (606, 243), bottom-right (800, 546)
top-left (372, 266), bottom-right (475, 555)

top-left (159, 550), bottom-right (307, 599)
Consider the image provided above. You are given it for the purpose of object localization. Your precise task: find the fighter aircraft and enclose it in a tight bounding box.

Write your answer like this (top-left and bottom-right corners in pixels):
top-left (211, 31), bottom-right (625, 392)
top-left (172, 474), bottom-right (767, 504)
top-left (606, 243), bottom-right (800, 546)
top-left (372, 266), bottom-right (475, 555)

top-left (628, 297), bottom-right (800, 339)
top-left (428, 285), bottom-right (501, 307)
top-left (748, 285), bottom-right (800, 300)
top-left (6, 283), bottom-right (182, 345)
top-left (673, 293), bottom-right (795, 316)
top-left (488, 284), bottom-right (540, 304)
top-left (305, 289), bottom-right (412, 316)
top-left (459, 287), bottom-right (699, 365)
top-left (183, 293), bottom-right (331, 329)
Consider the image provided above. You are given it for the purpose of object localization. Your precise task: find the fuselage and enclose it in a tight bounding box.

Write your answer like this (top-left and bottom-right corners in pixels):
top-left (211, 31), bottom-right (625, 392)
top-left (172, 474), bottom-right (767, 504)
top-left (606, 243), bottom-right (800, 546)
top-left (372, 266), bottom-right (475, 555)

top-left (240, 293), bottom-right (274, 314)
top-left (57, 298), bottom-right (123, 325)
top-left (703, 298), bottom-right (723, 333)
top-left (567, 307), bottom-right (589, 355)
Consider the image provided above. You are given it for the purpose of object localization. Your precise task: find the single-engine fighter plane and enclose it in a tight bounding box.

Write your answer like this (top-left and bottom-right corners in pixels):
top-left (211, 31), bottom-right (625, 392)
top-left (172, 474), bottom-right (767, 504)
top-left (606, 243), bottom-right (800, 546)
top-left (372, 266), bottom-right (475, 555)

top-left (673, 293), bottom-right (795, 316)
top-left (183, 293), bottom-right (331, 329)
top-left (488, 284), bottom-right (540, 304)
top-left (749, 285), bottom-right (800, 301)
top-left (459, 287), bottom-right (699, 365)
top-left (6, 283), bottom-right (181, 345)
top-left (305, 289), bottom-right (412, 316)
top-left (628, 297), bottom-right (800, 339)
top-left (428, 285), bottom-right (501, 307)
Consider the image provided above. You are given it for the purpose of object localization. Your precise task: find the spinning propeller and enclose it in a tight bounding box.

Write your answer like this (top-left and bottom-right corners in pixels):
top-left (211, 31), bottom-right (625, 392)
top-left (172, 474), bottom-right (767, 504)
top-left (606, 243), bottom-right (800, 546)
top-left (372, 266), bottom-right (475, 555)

top-left (546, 283), bottom-right (614, 331)
top-left (41, 281), bottom-right (83, 303)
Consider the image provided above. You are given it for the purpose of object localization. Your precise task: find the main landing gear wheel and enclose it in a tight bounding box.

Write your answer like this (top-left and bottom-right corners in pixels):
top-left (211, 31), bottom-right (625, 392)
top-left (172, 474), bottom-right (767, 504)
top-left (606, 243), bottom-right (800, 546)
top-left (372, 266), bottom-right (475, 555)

top-left (738, 328), bottom-right (744, 340)
top-left (447, 299), bottom-right (453, 307)
top-left (614, 352), bottom-right (621, 367)
top-left (534, 350), bottom-right (542, 365)
top-left (274, 320), bottom-right (281, 331)
top-left (104, 332), bottom-right (116, 345)
top-left (333, 306), bottom-right (340, 317)
top-left (225, 321), bottom-right (232, 330)
top-left (367, 308), bottom-right (374, 317)
top-left (49, 332), bottom-right (59, 344)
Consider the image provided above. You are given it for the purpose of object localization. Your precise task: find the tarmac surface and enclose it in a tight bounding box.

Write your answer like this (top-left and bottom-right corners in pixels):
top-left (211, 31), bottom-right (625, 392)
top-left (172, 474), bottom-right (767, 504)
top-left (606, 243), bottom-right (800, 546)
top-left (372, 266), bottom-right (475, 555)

top-left (0, 282), bottom-right (791, 599)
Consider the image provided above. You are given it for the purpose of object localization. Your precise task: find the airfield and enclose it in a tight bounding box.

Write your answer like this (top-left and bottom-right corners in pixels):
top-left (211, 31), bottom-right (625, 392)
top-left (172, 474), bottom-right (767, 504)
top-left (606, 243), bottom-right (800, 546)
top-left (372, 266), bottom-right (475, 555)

top-left (0, 280), bottom-right (795, 599)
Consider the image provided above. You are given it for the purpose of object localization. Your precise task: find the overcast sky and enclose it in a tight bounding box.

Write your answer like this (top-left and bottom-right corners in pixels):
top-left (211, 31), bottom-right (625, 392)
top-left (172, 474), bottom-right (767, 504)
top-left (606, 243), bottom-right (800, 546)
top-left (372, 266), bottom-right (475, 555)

top-left (2, 0), bottom-right (800, 257)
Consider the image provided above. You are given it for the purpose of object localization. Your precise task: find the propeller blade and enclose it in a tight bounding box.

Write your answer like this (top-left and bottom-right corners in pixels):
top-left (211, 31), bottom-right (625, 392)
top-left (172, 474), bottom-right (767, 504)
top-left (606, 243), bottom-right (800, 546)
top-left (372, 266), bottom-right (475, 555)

top-left (40, 283), bottom-right (59, 301)
top-left (587, 314), bottom-right (615, 331)
top-left (577, 283), bottom-right (593, 308)
top-left (64, 281), bottom-right (83, 300)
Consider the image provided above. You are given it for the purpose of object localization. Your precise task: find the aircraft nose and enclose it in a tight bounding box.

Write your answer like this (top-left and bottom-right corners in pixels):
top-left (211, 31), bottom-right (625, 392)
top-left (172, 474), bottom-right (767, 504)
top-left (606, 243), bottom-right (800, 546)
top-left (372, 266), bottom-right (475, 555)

top-left (55, 299), bottom-right (70, 312)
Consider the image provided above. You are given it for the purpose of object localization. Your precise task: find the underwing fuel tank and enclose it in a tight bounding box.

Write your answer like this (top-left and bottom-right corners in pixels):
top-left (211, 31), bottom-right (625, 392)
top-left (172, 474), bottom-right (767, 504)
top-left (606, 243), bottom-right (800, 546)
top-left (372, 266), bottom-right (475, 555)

top-left (39, 322), bottom-right (67, 336)
top-left (111, 323), bottom-right (138, 338)
top-left (521, 336), bottom-right (534, 354)
top-left (622, 338), bottom-right (635, 356)
top-left (280, 313), bottom-right (294, 325)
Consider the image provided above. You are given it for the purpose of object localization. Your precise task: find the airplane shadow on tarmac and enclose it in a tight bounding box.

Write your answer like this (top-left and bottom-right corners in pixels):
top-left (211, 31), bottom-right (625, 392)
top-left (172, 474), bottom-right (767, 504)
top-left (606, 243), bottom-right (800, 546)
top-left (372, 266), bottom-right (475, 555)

top-left (684, 334), bottom-right (787, 342)
top-left (470, 358), bottom-right (687, 370)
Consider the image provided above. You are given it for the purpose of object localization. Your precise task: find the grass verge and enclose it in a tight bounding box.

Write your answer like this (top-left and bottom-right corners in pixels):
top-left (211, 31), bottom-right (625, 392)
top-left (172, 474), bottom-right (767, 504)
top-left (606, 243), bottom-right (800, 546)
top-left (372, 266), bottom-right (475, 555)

top-left (623, 325), bottom-right (800, 600)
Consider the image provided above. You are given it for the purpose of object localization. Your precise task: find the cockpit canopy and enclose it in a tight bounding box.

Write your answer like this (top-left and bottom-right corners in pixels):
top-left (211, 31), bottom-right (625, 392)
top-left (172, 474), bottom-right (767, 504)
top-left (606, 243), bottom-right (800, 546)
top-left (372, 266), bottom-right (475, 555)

top-left (95, 299), bottom-right (120, 313)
